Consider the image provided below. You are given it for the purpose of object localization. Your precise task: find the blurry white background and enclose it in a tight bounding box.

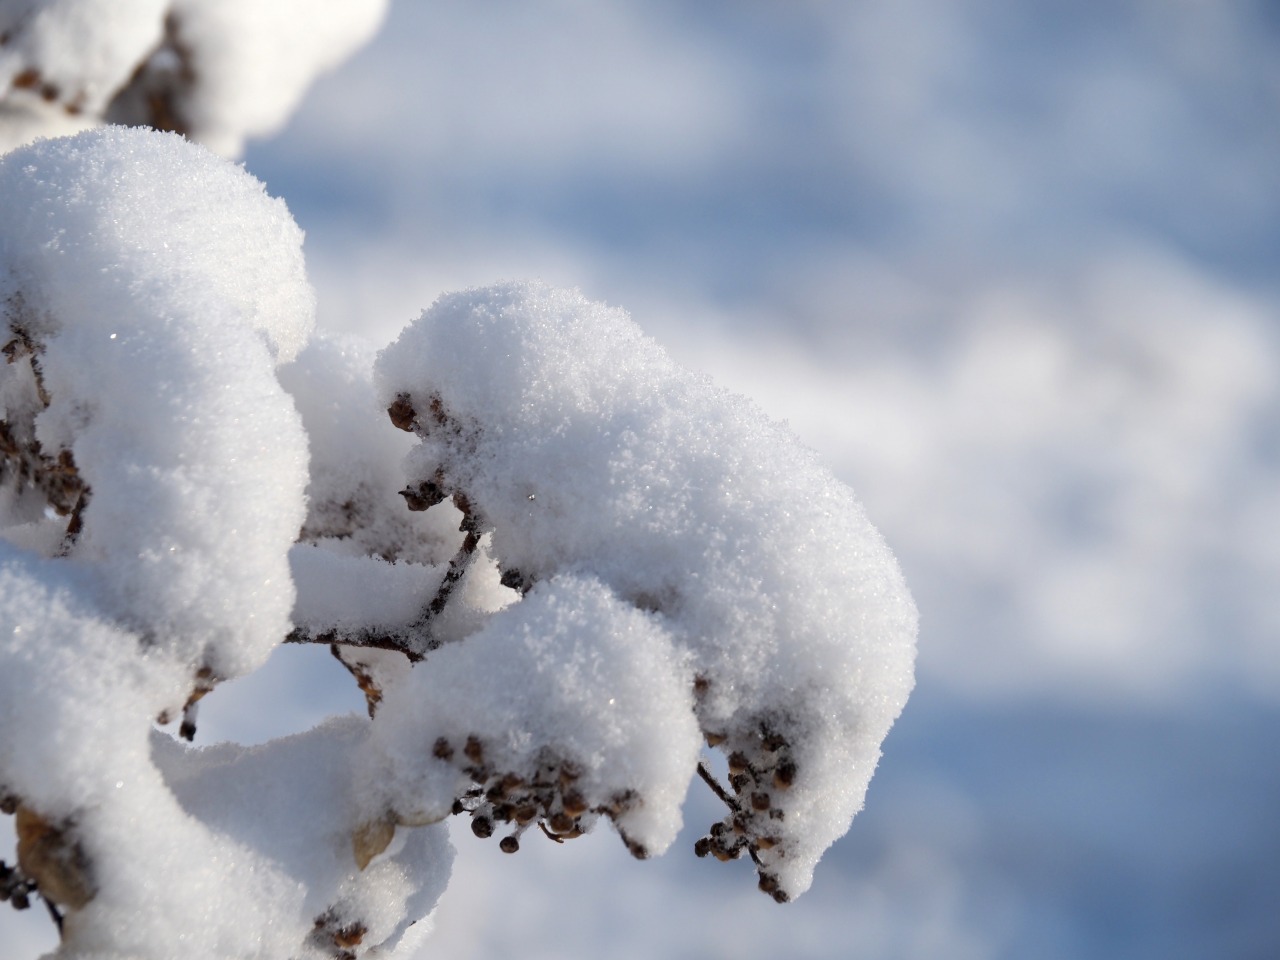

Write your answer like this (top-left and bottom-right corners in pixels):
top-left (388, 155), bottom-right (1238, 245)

top-left (7, 1), bottom-right (1278, 957)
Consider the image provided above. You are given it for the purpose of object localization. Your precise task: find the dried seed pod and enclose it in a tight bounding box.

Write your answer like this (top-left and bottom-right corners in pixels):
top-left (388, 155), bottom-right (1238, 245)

top-left (15, 806), bottom-right (95, 909)
top-left (694, 836), bottom-right (712, 858)
top-left (432, 737), bottom-right (453, 761)
top-left (609, 790), bottom-right (638, 815)
top-left (751, 792), bottom-right (771, 812)
top-left (501, 772), bottom-right (525, 793)
top-left (624, 837), bottom-right (649, 860)
top-left (387, 394), bottom-right (417, 431)
top-left (470, 815), bottom-right (494, 839)
top-left (333, 922), bottom-right (367, 950)
top-left (352, 816), bottom-right (396, 871)
top-left (499, 835), bottom-right (520, 854)
top-left (311, 910), bottom-right (370, 959)
top-left (513, 804), bottom-right (538, 825)
top-left (400, 479), bottom-right (446, 511)
top-left (772, 760), bottom-right (796, 790)
top-left (562, 790), bottom-right (588, 818)
top-left (463, 735), bottom-right (484, 764)
top-left (762, 731), bottom-right (787, 753)
top-left (548, 811), bottom-right (575, 835)
top-left (0, 858), bottom-right (32, 906)
top-left (727, 752), bottom-right (750, 776)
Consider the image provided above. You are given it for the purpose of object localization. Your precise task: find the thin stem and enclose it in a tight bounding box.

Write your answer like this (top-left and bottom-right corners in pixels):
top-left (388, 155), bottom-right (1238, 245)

top-left (696, 760), bottom-right (737, 812)
top-left (284, 627), bottom-right (423, 663)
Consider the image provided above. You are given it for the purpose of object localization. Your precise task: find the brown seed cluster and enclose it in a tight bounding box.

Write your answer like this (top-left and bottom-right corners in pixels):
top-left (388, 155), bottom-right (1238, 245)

top-left (693, 720), bottom-right (798, 903)
top-left (176, 665), bottom-right (219, 741)
top-left (0, 858), bottom-right (36, 912)
top-left (432, 735), bottom-right (648, 860)
top-left (309, 909), bottom-right (369, 960)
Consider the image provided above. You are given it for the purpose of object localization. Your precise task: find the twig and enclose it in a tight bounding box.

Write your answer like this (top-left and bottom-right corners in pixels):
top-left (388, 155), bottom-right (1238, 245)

top-left (284, 627), bottom-right (423, 663)
top-left (42, 895), bottom-right (63, 936)
top-left (696, 760), bottom-right (737, 812)
top-left (423, 492), bottom-right (480, 619)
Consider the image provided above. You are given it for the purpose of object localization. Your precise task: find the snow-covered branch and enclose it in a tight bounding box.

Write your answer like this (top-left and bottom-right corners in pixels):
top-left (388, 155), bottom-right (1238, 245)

top-left (0, 122), bottom-right (914, 959)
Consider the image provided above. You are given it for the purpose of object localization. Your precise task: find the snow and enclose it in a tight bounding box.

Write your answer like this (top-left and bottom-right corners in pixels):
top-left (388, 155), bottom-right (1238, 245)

top-left (0, 125), bottom-right (311, 686)
top-left (153, 718), bottom-right (454, 960)
top-left (0, 127), bottom-right (451, 958)
top-left (374, 281), bottom-right (916, 898)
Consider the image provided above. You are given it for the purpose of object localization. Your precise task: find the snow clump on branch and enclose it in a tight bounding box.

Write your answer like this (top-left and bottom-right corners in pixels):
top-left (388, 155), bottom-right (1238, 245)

top-left (0, 127), bottom-right (448, 959)
top-left (370, 281), bottom-right (918, 901)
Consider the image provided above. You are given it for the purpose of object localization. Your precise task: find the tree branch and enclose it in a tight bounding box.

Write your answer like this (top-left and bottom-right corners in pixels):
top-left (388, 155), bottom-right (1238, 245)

top-left (283, 627), bottom-right (423, 663)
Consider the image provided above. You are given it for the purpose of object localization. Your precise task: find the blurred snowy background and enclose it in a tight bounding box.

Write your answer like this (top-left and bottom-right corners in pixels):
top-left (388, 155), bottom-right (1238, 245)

top-left (9, 0), bottom-right (1280, 957)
